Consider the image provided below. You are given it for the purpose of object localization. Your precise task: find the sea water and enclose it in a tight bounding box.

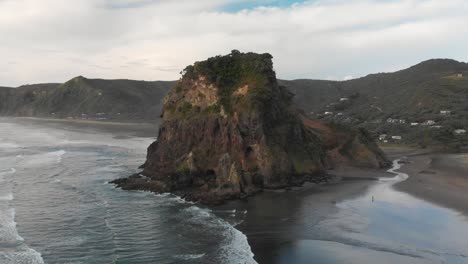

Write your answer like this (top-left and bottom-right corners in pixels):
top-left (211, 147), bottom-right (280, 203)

top-left (0, 118), bottom-right (256, 264)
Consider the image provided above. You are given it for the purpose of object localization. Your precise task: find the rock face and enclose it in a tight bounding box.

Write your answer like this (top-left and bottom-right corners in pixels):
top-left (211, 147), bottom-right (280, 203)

top-left (112, 51), bottom-right (389, 204)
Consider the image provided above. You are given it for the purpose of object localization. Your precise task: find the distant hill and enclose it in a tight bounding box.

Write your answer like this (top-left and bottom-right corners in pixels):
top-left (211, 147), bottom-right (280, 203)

top-left (1, 59), bottom-right (467, 147)
top-left (285, 59), bottom-right (468, 148)
top-left (0, 77), bottom-right (175, 121)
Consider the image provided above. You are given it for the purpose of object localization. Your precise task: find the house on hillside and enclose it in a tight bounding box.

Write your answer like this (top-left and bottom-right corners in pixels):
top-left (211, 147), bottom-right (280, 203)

top-left (457, 73), bottom-right (463, 78)
top-left (411, 122), bottom-right (419, 126)
top-left (391, 136), bottom-right (402, 140)
top-left (324, 111), bottom-right (333, 115)
top-left (454, 129), bottom-right (466, 135)
top-left (440, 110), bottom-right (451, 115)
top-left (379, 134), bottom-right (387, 141)
top-left (387, 118), bottom-right (406, 124)
top-left (422, 120), bottom-right (436, 126)
top-left (339, 97), bottom-right (349, 101)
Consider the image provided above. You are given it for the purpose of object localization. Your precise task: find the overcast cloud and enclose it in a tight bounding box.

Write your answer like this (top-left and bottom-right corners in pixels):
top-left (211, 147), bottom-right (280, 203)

top-left (1, 0), bottom-right (467, 86)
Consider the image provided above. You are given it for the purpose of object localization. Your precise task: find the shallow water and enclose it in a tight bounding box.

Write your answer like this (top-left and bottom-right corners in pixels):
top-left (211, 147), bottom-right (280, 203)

top-left (2, 117), bottom-right (468, 264)
top-left (0, 118), bottom-right (255, 264)
top-left (276, 160), bottom-right (468, 263)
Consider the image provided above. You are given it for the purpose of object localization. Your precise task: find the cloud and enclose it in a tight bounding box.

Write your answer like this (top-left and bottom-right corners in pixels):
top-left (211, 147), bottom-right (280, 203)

top-left (0, 0), bottom-right (467, 86)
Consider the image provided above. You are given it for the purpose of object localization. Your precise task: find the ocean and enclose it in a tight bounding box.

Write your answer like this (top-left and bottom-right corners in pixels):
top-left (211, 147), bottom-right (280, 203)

top-left (2, 117), bottom-right (468, 264)
top-left (0, 118), bottom-right (256, 264)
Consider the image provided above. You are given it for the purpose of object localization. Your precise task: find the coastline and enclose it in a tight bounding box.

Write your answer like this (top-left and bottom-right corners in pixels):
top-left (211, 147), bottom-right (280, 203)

top-left (393, 151), bottom-right (468, 216)
top-left (6, 117), bottom-right (468, 262)
top-left (381, 146), bottom-right (468, 216)
top-left (1, 117), bottom-right (160, 138)
top-left (224, 146), bottom-right (468, 263)
top-left (215, 166), bottom-right (392, 263)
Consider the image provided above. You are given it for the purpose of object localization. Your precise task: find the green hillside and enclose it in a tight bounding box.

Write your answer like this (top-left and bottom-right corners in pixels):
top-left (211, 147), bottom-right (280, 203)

top-left (1, 58), bottom-right (467, 147)
top-left (284, 59), bottom-right (468, 148)
top-left (0, 77), bottom-right (175, 121)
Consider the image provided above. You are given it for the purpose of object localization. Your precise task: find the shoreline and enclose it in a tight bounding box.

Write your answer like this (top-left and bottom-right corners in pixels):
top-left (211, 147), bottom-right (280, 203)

top-left (381, 146), bottom-right (468, 216)
top-left (4, 117), bottom-right (468, 263)
top-left (394, 152), bottom-right (468, 216)
top-left (226, 147), bottom-right (468, 263)
top-left (215, 166), bottom-right (392, 263)
top-left (1, 116), bottom-right (160, 138)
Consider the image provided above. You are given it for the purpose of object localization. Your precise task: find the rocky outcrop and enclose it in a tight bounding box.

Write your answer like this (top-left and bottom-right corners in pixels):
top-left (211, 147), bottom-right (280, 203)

top-left (112, 51), bottom-right (389, 204)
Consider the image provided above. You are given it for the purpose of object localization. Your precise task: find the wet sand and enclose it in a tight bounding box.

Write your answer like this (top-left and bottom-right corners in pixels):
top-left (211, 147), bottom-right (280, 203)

top-left (386, 148), bottom-right (468, 216)
top-left (5, 117), bottom-right (468, 263)
top-left (217, 167), bottom-right (392, 263)
top-left (221, 146), bottom-right (468, 263)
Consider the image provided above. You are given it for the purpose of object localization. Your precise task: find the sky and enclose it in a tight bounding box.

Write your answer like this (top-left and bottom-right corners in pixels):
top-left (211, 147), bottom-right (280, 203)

top-left (1, 0), bottom-right (468, 87)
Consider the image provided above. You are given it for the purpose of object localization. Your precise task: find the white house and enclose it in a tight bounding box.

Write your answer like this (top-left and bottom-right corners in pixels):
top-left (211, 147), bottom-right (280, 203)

top-left (411, 122), bottom-right (419, 126)
top-left (379, 134), bottom-right (387, 141)
top-left (391, 136), bottom-right (402, 140)
top-left (339, 98), bottom-right (349, 101)
top-left (430, 125), bottom-right (443, 129)
top-left (422, 120), bottom-right (436, 126)
top-left (387, 118), bottom-right (406, 124)
top-left (324, 111), bottom-right (333, 115)
top-left (440, 110), bottom-right (451, 115)
top-left (454, 129), bottom-right (466, 135)
top-left (457, 73), bottom-right (463, 78)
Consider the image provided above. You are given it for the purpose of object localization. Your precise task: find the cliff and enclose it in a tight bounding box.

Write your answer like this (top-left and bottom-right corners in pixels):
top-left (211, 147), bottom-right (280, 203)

top-left (112, 51), bottom-right (389, 204)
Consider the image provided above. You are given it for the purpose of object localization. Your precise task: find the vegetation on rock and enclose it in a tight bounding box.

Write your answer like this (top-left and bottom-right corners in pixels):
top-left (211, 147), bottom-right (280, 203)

top-left (113, 51), bottom-right (389, 204)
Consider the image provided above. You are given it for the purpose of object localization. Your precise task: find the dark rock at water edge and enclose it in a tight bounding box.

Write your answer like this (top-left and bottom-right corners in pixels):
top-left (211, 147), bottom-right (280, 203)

top-left (112, 50), bottom-right (390, 204)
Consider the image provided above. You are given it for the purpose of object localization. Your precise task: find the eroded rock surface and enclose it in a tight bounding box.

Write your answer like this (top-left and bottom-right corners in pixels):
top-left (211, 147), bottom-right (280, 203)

top-left (112, 51), bottom-right (389, 204)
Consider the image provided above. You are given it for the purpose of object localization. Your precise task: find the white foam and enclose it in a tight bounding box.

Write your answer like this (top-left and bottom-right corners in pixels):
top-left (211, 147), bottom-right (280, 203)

top-left (0, 168), bottom-right (15, 183)
top-left (0, 208), bottom-right (24, 243)
top-left (0, 193), bottom-right (13, 201)
top-left (174, 253), bottom-right (206, 260)
top-left (219, 222), bottom-right (257, 264)
top-left (0, 248), bottom-right (45, 264)
top-left (21, 150), bottom-right (66, 167)
top-left (0, 168), bottom-right (16, 177)
top-left (182, 205), bottom-right (257, 263)
top-left (0, 142), bottom-right (19, 149)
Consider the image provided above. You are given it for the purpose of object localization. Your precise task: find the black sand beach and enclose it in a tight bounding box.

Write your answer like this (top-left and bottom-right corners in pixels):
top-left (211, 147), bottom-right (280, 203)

top-left (4, 118), bottom-right (468, 263)
top-left (217, 167), bottom-right (392, 263)
top-left (220, 146), bottom-right (468, 263)
top-left (390, 149), bottom-right (468, 215)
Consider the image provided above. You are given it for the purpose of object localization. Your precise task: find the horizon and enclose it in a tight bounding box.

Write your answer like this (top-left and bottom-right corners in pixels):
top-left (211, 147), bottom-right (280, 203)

top-left (1, 0), bottom-right (468, 87)
top-left (1, 56), bottom-right (466, 88)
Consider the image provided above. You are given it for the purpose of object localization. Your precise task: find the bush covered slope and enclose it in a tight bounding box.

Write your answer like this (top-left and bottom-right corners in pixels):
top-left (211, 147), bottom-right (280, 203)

top-left (283, 59), bottom-right (468, 148)
top-left (0, 77), bottom-right (175, 121)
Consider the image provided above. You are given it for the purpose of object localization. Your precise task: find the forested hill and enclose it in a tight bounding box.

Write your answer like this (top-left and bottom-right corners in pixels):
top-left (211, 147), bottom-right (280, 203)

top-left (1, 59), bottom-right (467, 147)
top-left (0, 77), bottom-right (175, 121)
top-left (284, 59), bottom-right (468, 148)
